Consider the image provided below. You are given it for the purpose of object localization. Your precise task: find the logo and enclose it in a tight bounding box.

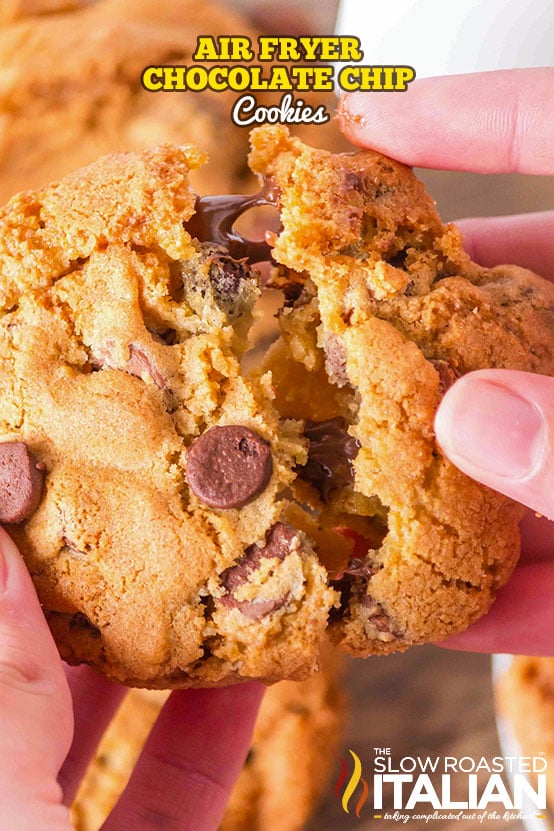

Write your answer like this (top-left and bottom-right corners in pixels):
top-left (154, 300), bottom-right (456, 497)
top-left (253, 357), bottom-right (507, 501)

top-left (334, 748), bottom-right (548, 822)
top-left (335, 750), bottom-right (369, 818)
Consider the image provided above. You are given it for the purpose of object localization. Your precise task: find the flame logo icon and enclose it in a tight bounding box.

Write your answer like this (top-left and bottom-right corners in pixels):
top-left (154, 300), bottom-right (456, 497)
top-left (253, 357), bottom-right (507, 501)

top-left (334, 749), bottom-right (369, 817)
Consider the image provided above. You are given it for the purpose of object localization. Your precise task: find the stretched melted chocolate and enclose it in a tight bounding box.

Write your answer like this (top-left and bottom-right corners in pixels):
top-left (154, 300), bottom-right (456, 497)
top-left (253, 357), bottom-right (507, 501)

top-left (186, 177), bottom-right (280, 263)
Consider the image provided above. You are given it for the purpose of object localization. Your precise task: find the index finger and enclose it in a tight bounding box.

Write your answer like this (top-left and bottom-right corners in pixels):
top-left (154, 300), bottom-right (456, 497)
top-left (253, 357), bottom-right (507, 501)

top-left (338, 68), bottom-right (554, 174)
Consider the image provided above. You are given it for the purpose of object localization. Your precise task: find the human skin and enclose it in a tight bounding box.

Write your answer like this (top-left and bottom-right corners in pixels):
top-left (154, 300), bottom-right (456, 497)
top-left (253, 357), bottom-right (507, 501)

top-left (0, 526), bottom-right (263, 831)
top-left (338, 67), bottom-right (554, 655)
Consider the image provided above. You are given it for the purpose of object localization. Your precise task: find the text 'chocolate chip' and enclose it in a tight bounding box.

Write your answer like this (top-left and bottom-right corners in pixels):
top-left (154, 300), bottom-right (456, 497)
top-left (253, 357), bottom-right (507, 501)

top-left (186, 425), bottom-right (273, 509)
top-left (0, 441), bottom-right (46, 524)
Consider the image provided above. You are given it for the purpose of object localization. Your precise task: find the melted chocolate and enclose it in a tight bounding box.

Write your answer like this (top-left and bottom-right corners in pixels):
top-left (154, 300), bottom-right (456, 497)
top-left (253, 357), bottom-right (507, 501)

top-left (299, 417), bottom-right (360, 502)
top-left (186, 177), bottom-right (280, 263)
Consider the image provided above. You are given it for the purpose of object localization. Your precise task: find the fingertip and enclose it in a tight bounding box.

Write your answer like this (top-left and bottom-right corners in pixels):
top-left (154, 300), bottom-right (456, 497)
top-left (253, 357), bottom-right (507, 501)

top-left (454, 212), bottom-right (554, 281)
top-left (102, 681), bottom-right (265, 831)
top-left (433, 376), bottom-right (461, 456)
top-left (0, 529), bottom-right (72, 796)
top-left (338, 69), bottom-right (554, 174)
top-left (337, 89), bottom-right (422, 161)
top-left (336, 92), bottom-right (365, 144)
top-left (435, 370), bottom-right (554, 519)
top-left (0, 525), bottom-right (25, 590)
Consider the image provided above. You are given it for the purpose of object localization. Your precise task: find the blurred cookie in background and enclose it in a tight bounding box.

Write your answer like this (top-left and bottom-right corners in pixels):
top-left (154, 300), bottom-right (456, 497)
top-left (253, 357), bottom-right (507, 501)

top-left (0, 0), bottom-right (91, 24)
top-left (0, 0), bottom-right (345, 202)
top-left (71, 688), bottom-right (166, 831)
top-left (496, 656), bottom-right (554, 810)
top-left (0, 0), bottom-right (256, 197)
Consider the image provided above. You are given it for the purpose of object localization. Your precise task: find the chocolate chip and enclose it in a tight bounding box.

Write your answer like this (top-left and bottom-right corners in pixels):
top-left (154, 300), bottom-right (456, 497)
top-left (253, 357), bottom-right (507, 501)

top-left (178, 244), bottom-right (259, 323)
top-left (344, 170), bottom-right (365, 193)
top-left (126, 344), bottom-right (166, 389)
top-left (0, 441), bottom-right (46, 524)
top-left (226, 595), bottom-right (290, 620)
top-left (221, 522), bottom-right (296, 591)
top-left (329, 561), bottom-right (375, 623)
top-left (281, 282), bottom-right (305, 307)
top-left (219, 523), bottom-right (297, 619)
top-left (361, 595), bottom-right (390, 630)
top-left (90, 341), bottom-right (167, 390)
top-left (329, 566), bottom-right (373, 625)
top-left (431, 359), bottom-right (459, 394)
top-left (185, 177), bottom-right (280, 263)
top-left (298, 417), bottom-right (359, 501)
top-left (208, 254), bottom-right (254, 320)
top-left (186, 425), bottom-right (273, 509)
top-left (361, 595), bottom-right (400, 640)
top-left (328, 573), bottom-right (357, 623)
top-left (328, 541), bottom-right (380, 624)
top-left (344, 558), bottom-right (375, 580)
top-left (324, 334), bottom-right (350, 387)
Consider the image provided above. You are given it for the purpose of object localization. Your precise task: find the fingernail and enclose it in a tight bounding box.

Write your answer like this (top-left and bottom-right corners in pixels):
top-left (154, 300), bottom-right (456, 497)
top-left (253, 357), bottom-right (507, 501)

top-left (442, 380), bottom-right (545, 479)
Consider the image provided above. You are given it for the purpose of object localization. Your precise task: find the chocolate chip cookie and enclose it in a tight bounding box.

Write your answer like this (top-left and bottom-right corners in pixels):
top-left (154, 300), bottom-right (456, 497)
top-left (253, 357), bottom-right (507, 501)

top-left (0, 0), bottom-right (346, 204)
top-left (0, 0), bottom-right (88, 24)
top-left (497, 657), bottom-right (554, 807)
top-left (221, 648), bottom-right (346, 831)
top-left (248, 125), bottom-right (554, 657)
top-left (1, 131), bottom-right (553, 685)
top-left (0, 0), bottom-right (259, 200)
top-left (71, 649), bottom-right (345, 831)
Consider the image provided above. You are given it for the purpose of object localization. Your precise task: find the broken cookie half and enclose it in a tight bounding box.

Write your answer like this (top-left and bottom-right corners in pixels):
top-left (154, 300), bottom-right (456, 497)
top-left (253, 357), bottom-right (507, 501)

top-left (0, 132), bottom-right (552, 687)
top-left (249, 125), bottom-right (554, 657)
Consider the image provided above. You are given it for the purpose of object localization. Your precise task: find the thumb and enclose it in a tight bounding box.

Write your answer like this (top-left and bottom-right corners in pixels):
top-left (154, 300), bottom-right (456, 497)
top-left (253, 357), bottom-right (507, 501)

top-left (0, 527), bottom-right (73, 831)
top-left (435, 369), bottom-right (554, 519)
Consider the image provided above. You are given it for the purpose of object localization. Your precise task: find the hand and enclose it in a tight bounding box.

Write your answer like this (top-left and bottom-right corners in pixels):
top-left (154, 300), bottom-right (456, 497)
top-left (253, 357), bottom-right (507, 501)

top-left (338, 68), bottom-right (554, 655)
top-left (0, 527), bottom-right (263, 831)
